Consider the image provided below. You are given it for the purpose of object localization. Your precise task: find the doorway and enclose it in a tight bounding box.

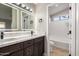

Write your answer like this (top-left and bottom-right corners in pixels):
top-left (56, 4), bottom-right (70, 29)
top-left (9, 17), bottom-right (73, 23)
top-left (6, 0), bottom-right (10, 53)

top-left (48, 3), bottom-right (71, 56)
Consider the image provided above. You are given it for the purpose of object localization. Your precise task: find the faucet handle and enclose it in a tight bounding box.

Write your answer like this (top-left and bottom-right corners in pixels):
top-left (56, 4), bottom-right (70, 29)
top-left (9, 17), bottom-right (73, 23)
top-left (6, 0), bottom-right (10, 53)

top-left (0, 32), bottom-right (4, 39)
top-left (1, 32), bottom-right (4, 35)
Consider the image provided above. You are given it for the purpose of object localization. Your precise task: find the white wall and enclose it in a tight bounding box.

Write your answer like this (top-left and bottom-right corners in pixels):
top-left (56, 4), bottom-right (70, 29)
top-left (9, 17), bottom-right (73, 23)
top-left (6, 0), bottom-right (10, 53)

top-left (35, 4), bottom-right (47, 33)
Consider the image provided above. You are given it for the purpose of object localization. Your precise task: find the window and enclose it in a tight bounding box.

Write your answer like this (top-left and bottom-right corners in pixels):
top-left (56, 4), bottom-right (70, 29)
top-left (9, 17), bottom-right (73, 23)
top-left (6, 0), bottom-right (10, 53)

top-left (51, 15), bottom-right (69, 22)
top-left (60, 15), bottom-right (69, 20)
top-left (53, 16), bottom-right (60, 21)
top-left (0, 22), bottom-right (5, 29)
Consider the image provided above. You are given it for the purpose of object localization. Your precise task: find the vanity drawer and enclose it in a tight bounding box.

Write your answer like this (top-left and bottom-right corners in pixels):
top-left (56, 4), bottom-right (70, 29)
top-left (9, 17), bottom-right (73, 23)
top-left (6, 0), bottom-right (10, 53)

top-left (0, 42), bottom-right (23, 53)
top-left (23, 40), bottom-right (33, 48)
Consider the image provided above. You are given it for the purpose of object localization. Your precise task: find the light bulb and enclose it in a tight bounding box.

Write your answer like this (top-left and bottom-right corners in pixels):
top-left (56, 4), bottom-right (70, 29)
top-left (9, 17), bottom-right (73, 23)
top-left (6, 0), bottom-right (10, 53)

top-left (16, 3), bottom-right (20, 5)
top-left (26, 7), bottom-right (30, 9)
top-left (21, 4), bottom-right (26, 7)
top-left (30, 9), bottom-right (32, 12)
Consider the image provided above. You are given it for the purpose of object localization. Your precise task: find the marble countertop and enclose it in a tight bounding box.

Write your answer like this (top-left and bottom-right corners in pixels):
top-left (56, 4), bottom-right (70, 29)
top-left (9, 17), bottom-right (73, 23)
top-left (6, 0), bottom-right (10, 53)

top-left (0, 33), bottom-right (45, 48)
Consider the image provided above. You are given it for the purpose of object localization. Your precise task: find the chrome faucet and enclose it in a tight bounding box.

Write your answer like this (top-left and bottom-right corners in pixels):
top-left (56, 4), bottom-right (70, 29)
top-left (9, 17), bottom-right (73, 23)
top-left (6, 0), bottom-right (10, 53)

top-left (31, 30), bottom-right (34, 35)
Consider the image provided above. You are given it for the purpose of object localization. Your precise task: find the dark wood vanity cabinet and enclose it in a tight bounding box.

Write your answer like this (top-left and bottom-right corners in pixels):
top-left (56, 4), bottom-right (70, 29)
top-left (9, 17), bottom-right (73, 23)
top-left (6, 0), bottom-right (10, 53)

top-left (24, 46), bottom-right (33, 56)
top-left (33, 37), bottom-right (44, 56)
top-left (0, 36), bottom-right (45, 56)
top-left (0, 42), bottom-right (23, 56)
top-left (10, 50), bottom-right (23, 56)
top-left (23, 40), bottom-right (34, 56)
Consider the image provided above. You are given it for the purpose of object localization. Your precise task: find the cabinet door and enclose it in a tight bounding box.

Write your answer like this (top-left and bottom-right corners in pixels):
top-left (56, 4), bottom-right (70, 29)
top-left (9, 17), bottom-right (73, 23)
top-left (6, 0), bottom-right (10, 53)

top-left (33, 37), bottom-right (44, 56)
top-left (10, 50), bottom-right (23, 56)
top-left (0, 42), bottom-right (23, 56)
top-left (33, 43), bottom-right (39, 56)
top-left (24, 46), bottom-right (33, 56)
top-left (34, 42), bottom-right (44, 56)
top-left (38, 41), bottom-right (44, 56)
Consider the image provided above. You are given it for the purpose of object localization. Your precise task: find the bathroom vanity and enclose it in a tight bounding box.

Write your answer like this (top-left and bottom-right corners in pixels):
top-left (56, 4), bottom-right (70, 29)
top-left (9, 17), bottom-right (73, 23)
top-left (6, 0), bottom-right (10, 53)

top-left (0, 3), bottom-right (45, 56)
top-left (0, 34), bottom-right (45, 56)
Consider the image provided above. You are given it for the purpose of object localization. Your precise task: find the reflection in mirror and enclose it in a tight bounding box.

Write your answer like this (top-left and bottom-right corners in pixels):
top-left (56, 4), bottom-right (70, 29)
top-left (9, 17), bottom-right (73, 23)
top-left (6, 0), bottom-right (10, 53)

top-left (0, 3), bottom-right (17, 31)
top-left (22, 12), bottom-right (33, 30)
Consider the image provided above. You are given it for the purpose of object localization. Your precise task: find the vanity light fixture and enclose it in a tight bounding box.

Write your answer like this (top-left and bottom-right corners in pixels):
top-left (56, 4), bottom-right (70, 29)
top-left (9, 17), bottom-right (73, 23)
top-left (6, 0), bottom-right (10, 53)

top-left (12, 3), bottom-right (32, 12)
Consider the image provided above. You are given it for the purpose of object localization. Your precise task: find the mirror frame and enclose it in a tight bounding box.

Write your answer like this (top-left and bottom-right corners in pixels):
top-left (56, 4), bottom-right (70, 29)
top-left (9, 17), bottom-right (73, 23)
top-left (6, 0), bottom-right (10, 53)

top-left (9, 3), bottom-right (34, 31)
top-left (21, 10), bottom-right (34, 31)
top-left (0, 3), bottom-right (34, 31)
top-left (0, 3), bottom-right (19, 31)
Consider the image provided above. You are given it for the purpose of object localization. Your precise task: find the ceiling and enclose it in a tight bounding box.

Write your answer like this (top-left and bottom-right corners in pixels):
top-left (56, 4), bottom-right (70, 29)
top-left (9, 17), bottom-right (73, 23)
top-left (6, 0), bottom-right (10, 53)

top-left (48, 3), bottom-right (69, 15)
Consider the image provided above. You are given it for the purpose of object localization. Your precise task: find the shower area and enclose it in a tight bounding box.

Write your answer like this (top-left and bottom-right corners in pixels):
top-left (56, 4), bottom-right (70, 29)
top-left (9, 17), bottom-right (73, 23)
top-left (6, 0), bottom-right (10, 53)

top-left (48, 3), bottom-right (71, 56)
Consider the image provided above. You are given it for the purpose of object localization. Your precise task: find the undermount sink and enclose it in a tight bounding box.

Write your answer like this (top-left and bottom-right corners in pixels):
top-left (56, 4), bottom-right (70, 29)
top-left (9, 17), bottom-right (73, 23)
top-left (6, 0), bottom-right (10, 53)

top-left (0, 38), bottom-right (16, 43)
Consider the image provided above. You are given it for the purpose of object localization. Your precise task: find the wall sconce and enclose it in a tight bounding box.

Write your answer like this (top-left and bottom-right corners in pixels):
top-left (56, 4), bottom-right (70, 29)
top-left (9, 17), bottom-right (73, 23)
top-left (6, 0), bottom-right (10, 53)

top-left (39, 18), bottom-right (43, 23)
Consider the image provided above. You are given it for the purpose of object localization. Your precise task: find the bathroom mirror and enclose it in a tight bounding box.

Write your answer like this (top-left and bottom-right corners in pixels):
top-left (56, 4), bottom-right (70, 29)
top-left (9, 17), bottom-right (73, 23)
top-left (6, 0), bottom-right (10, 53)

top-left (0, 3), bottom-right (18, 31)
top-left (21, 11), bottom-right (34, 30)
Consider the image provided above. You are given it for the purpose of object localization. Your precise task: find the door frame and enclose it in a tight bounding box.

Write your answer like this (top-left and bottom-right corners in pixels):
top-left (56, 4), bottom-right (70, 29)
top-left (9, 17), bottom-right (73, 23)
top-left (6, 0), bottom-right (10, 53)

top-left (70, 3), bottom-right (76, 56)
top-left (76, 3), bottom-right (79, 56)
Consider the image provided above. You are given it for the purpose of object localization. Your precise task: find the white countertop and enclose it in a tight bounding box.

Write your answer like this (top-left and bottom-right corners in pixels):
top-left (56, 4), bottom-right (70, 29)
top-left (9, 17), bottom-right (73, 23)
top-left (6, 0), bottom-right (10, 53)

top-left (0, 33), bottom-right (45, 48)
